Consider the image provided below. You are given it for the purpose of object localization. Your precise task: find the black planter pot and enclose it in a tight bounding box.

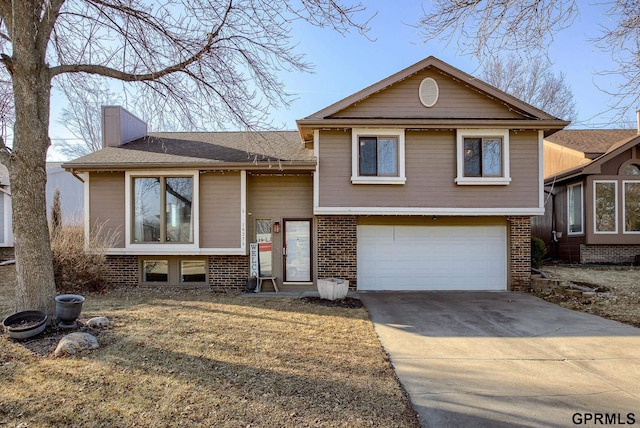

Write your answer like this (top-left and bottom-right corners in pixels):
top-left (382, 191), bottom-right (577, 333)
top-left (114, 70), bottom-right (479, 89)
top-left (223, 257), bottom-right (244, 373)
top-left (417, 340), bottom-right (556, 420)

top-left (3, 310), bottom-right (48, 340)
top-left (55, 294), bottom-right (85, 328)
top-left (245, 277), bottom-right (258, 293)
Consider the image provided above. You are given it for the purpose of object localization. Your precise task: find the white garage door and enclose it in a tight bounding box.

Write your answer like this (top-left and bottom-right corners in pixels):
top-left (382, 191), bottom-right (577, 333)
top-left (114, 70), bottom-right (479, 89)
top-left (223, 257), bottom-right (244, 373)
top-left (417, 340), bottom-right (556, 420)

top-left (357, 225), bottom-right (507, 291)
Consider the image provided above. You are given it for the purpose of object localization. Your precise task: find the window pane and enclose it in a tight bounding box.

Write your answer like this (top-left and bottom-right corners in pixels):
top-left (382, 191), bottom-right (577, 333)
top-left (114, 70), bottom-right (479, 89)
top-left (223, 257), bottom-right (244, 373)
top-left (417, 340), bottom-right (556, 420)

top-left (256, 219), bottom-right (272, 276)
top-left (0, 192), bottom-right (4, 243)
top-left (377, 138), bottom-right (398, 176)
top-left (134, 177), bottom-right (161, 242)
top-left (482, 139), bottom-right (502, 176)
top-left (464, 138), bottom-right (481, 176)
top-left (621, 164), bottom-right (640, 175)
top-left (143, 260), bottom-right (168, 282)
top-left (359, 137), bottom-right (378, 176)
top-left (625, 182), bottom-right (640, 232)
top-left (181, 260), bottom-right (206, 282)
top-left (568, 184), bottom-right (583, 233)
top-left (595, 182), bottom-right (617, 232)
top-left (165, 177), bottom-right (193, 243)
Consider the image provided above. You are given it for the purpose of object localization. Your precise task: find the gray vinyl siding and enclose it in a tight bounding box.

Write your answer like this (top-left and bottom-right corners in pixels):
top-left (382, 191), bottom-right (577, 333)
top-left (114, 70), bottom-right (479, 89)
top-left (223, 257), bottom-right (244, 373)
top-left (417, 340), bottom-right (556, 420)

top-left (318, 130), bottom-right (540, 209)
top-left (334, 69), bottom-right (523, 120)
top-left (199, 172), bottom-right (242, 248)
top-left (89, 172), bottom-right (126, 248)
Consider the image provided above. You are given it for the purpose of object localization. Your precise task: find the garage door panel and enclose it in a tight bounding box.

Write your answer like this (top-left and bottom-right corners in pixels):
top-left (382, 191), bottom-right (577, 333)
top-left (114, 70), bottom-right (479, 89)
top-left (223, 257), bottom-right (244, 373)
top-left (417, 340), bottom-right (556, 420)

top-left (357, 225), bottom-right (506, 291)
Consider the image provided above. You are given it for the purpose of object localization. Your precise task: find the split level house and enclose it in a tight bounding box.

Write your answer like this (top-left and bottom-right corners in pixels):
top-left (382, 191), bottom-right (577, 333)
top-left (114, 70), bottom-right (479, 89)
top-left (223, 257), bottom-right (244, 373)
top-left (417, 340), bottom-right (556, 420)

top-left (533, 127), bottom-right (640, 264)
top-left (62, 56), bottom-right (569, 291)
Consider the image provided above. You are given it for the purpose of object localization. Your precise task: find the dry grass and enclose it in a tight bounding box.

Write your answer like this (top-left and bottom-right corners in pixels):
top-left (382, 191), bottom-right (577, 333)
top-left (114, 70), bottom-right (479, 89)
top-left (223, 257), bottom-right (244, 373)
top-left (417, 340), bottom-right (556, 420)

top-left (539, 265), bottom-right (640, 328)
top-left (0, 266), bottom-right (419, 427)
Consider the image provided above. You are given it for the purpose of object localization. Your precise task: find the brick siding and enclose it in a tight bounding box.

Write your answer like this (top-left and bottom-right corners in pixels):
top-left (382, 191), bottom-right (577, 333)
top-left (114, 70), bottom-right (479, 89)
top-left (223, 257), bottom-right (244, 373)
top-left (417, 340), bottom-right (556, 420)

top-left (105, 255), bottom-right (139, 286)
top-left (509, 216), bottom-right (531, 291)
top-left (580, 244), bottom-right (640, 264)
top-left (316, 216), bottom-right (357, 289)
top-left (208, 255), bottom-right (249, 291)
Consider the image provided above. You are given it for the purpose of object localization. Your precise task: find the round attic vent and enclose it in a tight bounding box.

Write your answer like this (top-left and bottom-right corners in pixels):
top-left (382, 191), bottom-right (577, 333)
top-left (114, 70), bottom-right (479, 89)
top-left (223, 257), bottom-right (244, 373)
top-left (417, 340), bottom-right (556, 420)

top-left (419, 77), bottom-right (439, 107)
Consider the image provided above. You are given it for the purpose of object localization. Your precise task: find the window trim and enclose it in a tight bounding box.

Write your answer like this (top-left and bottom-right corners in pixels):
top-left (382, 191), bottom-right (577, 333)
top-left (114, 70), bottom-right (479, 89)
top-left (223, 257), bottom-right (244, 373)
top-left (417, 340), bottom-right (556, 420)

top-left (351, 128), bottom-right (406, 184)
top-left (593, 180), bottom-right (618, 234)
top-left (567, 182), bottom-right (584, 236)
top-left (455, 129), bottom-right (511, 185)
top-left (125, 170), bottom-right (200, 251)
top-left (623, 180), bottom-right (640, 234)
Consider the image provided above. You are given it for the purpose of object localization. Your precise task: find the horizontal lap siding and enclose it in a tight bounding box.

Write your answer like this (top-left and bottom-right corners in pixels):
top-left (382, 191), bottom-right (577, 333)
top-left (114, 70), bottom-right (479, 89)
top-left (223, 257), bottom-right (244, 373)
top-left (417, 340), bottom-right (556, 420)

top-left (200, 172), bottom-right (241, 248)
top-left (89, 172), bottom-right (125, 248)
top-left (318, 130), bottom-right (539, 209)
top-left (335, 69), bottom-right (523, 119)
top-left (247, 175), bottom-right (313, 218)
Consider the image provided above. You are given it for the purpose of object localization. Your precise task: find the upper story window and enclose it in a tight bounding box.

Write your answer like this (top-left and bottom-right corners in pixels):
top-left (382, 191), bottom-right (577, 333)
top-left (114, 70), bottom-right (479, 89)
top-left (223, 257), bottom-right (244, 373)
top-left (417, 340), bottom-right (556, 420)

top-left (131, 174), bottom-right (195, 244)
top-left (567, 182), bottom-right (584, 235)
top-left (620, 163), bottom-right (640, 176)
top-left (351, 128), bottom-right (406, 184)
top-left (456, 129), bottom-right (511, 185)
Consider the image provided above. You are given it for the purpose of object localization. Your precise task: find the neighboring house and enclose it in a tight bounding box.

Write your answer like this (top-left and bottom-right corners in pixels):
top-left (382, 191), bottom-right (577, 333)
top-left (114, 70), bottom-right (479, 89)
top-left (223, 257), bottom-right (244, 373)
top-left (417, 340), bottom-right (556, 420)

top-left (62, 56), bottom-right (568, 291)
top-left (0, 164), bottom-right (12, 259)
top-left (0, 162), bottom-right (84, 260)
top-left (533, 127), bottom-right (640, 264)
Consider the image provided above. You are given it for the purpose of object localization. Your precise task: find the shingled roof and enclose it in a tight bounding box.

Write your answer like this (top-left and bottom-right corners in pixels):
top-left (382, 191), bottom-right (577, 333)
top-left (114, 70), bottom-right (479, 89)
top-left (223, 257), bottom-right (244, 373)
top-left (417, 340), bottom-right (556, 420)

top-left (545, 129), bottom-right (637, 157)
top-left (63, 131), bottom-right (314, 170)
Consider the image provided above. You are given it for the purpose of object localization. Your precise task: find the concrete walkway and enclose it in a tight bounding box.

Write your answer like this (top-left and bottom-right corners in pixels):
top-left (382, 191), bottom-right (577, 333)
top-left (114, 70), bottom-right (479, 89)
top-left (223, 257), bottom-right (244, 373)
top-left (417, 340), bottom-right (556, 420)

top-left (360, 291), bottom-right (640, 428)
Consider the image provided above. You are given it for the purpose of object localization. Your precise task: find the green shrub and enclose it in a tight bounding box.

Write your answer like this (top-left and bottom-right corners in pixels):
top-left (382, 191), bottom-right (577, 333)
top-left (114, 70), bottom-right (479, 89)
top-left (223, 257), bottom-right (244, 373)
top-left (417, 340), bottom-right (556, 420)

top-left (531, 236), bottom-right (547, 269)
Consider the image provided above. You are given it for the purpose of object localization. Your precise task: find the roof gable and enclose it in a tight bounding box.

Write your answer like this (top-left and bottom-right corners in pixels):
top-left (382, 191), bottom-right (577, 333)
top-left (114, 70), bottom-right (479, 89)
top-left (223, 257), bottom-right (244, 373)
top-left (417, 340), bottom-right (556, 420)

top-left (305, 56), bottom-right (558, 121)
top-left (545, 129), bottom-right (637, 157)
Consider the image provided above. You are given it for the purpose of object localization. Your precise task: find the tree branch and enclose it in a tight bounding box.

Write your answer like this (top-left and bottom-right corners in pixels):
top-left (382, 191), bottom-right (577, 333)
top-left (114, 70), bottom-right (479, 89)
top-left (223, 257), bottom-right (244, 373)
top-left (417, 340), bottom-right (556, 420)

top-left (38, 0), bottom-right (66, 52)
top-left (50, 1), bottom-right (233, 80)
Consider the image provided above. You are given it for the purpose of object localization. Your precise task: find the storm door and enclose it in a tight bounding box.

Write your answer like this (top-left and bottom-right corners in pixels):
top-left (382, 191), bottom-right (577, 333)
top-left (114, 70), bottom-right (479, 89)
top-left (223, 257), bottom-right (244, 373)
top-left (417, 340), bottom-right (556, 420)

top-left (283, 219), bottom-right (312, 282)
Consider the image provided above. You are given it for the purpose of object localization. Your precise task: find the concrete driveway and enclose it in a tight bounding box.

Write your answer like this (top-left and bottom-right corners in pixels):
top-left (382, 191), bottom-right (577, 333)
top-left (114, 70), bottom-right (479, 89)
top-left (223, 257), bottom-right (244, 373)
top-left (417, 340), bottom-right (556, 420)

top-left (360, 291), bottom-right (640, 428)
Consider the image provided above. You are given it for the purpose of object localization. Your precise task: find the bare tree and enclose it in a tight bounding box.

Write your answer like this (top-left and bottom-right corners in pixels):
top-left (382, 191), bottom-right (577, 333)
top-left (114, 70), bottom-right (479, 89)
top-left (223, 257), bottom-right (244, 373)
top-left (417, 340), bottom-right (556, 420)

top-left (418, 0), bottom-right (639, 120)
top-left (482, 55), bottom-right (576, 121)
top-left (0, 0), bottom-right (370, 314)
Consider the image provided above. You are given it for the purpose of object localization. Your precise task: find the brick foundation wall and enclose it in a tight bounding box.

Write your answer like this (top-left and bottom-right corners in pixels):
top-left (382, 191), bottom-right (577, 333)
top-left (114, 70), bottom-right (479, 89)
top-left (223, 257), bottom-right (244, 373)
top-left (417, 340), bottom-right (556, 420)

top-left (580, 245), bottom-right (640, 264)
top-left (0, 247), bottom-right (14, 261)
top-left (208, 255), bottom-right (249, 291)
top-left (316, 216), bottom-right (357, 289)
top-left (105, 255), bottom-right (139, 287)
top-left (509, 216), bottom-right (531, 291)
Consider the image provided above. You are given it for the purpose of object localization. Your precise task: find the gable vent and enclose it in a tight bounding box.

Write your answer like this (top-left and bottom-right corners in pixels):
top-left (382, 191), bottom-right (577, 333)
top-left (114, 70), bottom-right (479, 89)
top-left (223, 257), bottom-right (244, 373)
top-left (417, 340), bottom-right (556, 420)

top-left (419, 77), bottom-right (439, 108)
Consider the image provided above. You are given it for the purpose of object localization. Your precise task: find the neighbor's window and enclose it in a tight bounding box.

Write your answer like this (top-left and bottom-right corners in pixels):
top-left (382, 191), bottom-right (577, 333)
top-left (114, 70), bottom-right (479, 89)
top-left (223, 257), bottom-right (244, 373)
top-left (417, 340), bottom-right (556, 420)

top-left (0, 192), bottom-right (4, 243)
top-left (359, 136), bottom-right (398, 176)
top-left (456, 129), bottom-right (510, 185)
top-left (624, 181), bottom-right (640, 233)
top-left (143, 260), bottom-right (169, 282)
top-left (351, 129), bottom-right (406, 184)
top-left (567, 183), bottom-right (583, 235)
top-left (594, 181), bottom-right (617, 233)
top-left (133, 176), bottom-right (193, 243)
top-left (463, 137), bottom-right (502, 177)
top-left (180, 260), bottom-right (206, 283)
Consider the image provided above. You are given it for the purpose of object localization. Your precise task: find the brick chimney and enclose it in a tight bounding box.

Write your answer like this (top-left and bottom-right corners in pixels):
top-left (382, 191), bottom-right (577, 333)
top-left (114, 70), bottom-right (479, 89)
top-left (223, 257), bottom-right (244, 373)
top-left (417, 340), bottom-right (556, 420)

top-left (101, 106), bottom-right (147, 148)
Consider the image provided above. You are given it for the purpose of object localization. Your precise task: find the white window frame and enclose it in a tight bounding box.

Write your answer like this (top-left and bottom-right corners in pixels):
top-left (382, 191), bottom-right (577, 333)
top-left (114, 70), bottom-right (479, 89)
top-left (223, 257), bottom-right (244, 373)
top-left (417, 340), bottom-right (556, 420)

top-left (593, 180), bottom-right (618, 234)
top-left (455, 129), bottom-right (511, 185)
top-left (567, 182), bottom-right (584, 236)
top-left (351, 128), bottom-right (406, 185)
top-left (623, 180), bottom-right (640, 234)
top-left (125, 170), bottom-right (200, 251)
top-left (0, 188), bottom-right (12, 247)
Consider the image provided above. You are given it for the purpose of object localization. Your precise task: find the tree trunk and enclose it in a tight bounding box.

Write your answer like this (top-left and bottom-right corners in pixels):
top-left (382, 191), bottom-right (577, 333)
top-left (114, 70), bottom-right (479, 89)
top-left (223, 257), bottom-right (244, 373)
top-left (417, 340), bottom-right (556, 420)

top-left (10, 2), bottom-right (56, 315)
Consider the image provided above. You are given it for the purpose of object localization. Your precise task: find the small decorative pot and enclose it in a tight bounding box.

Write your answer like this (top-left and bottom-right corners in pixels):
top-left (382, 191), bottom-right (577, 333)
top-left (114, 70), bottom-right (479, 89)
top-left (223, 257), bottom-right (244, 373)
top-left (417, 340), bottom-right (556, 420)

top-left (55, 294), bottom-right (85, 328)
top-left (317, 278), bottom-right (349, 301)
top-left (3, 310), bottom-right (48, 340)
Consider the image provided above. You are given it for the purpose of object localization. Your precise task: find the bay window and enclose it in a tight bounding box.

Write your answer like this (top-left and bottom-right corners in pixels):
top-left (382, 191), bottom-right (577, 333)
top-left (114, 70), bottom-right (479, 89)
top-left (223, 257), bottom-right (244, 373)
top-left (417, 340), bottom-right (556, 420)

top-left (594, 181), bottom-right (617, 233)
top-left (624, 181), bottom-right (640, 233)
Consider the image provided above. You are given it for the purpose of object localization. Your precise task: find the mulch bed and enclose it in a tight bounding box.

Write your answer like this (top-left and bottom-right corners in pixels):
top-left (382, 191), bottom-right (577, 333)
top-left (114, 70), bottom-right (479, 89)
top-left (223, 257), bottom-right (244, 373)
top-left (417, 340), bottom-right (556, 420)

top-left (299, 297), bottom-right (364, 308)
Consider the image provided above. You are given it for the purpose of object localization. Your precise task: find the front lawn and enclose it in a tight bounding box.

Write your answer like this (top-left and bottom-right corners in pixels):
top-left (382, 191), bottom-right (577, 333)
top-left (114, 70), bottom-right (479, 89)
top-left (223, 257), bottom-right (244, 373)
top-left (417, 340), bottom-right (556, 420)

top-left (0, 266), bottom-right (419, 427)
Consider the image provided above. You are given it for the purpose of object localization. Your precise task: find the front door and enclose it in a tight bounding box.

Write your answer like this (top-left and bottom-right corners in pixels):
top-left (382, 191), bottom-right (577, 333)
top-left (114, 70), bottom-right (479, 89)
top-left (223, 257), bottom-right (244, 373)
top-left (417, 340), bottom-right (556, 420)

top-left (283, 219), bottom-right (312, 282)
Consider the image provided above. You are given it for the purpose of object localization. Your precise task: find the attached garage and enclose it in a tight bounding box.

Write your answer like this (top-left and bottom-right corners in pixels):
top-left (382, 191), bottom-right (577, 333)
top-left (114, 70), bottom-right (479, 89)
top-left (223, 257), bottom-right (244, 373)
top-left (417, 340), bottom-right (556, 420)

top-left (357, 224), bottom-right (507, 291)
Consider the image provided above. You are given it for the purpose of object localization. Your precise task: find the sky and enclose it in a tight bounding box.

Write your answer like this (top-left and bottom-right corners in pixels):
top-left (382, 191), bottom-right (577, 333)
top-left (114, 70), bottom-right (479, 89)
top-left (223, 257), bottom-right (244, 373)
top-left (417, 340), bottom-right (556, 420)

top-left (47, 1), bottom-right (635, 161)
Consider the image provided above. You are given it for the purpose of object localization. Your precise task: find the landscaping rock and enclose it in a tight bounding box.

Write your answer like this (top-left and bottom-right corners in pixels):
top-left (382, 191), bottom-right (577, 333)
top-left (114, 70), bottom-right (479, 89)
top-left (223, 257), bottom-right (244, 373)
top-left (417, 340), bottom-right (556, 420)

top-left (54, 332), bottom-right (99, 357)
top-left (86, 316), bottom-right (110, 329)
